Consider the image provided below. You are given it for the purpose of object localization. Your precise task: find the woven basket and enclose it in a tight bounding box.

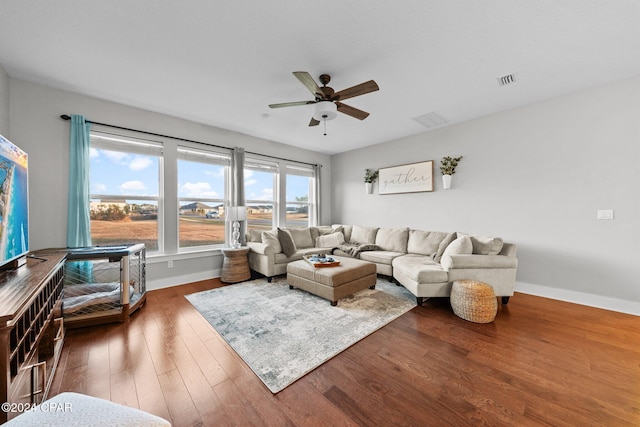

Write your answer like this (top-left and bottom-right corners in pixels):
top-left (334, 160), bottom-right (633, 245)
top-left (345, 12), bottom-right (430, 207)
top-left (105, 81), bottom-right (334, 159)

top-left (450, 280), bottom-right (497, 323)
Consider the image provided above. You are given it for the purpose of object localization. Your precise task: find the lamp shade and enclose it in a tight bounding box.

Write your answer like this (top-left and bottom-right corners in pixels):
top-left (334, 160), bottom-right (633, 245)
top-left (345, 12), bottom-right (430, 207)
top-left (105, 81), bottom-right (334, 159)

top-left (226, 206), bottom-right (247, 222)
top-left (313, 101), bottom-right (337, 121)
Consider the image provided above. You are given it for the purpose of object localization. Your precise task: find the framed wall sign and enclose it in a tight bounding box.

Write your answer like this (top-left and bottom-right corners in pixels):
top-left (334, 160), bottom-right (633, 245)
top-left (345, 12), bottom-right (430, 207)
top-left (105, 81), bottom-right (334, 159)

top-left (378, 160), bottom-right (434, 194)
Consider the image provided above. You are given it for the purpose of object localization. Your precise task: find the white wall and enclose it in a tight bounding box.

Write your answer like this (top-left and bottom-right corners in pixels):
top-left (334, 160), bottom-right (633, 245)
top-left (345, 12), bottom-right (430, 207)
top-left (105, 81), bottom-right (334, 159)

top-left (0, 64), bottom-right (9, 135)
top-left (8, 78), bottom-right (331, 289)
top-left (331, 76), bottom-right (640, 314)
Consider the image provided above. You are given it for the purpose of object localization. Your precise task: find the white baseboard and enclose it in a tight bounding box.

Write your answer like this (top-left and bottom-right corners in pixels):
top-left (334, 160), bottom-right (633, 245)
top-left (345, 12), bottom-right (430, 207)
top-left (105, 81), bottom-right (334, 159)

top-left (148, 276), bottom-right (640, 316)
top-left (515, 281), bottom-right (640, 316)
top-left (147, 269), bottom-right (222, 291)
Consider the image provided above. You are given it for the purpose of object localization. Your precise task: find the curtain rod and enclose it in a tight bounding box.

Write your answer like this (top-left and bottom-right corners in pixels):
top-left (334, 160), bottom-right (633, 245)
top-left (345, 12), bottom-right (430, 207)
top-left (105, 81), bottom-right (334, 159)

top-left (60, 114), bottom-right (321, 167)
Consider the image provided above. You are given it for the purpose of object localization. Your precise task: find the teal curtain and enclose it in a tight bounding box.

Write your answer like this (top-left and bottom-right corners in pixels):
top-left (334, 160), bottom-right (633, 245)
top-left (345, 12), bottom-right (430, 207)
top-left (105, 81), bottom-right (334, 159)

top-left (66, 114), bottom-right (92, 247)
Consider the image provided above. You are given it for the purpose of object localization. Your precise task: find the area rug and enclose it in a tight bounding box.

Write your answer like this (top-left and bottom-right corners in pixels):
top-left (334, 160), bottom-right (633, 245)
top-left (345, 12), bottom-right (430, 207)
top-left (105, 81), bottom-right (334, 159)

top-left (185, 277), bottom-right (416, 393)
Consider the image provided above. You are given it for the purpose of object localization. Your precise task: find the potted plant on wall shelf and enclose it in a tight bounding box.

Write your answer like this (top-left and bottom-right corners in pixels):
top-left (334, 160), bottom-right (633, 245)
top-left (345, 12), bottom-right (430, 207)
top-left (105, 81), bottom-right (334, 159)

top-left (364, 169), bottom-right (379, 194)
top-left (440, 156), bottom-right (462, 190)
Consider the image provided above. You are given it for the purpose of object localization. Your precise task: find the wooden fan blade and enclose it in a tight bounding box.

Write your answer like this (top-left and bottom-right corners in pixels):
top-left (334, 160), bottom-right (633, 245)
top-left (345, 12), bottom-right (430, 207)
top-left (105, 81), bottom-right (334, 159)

top-left (268, 100), bottom-right (314, 108)
top-left (293, 71), bottom-right (322, 97)
top-left (309, 117), bottom-right (320, 127)
top-left (333, 80), bottom-right (379, 101)
top-left (336, 102), bottom-right (370, 120)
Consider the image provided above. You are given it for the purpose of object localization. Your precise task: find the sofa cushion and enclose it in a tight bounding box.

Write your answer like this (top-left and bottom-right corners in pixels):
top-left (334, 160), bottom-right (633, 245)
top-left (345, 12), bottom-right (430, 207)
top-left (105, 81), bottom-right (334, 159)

top-left (350, 225), bottom-right (379, 244)
top-left (407, 230), bottom-right (453, 256)
top-left (359, 250), bottom-right (405, 265)
top-left (275, 252), bottom-right (304, 263)
top-left (288, 227), bottom-right (314, 249)
top-left (315, 231), bottom-right (345, 248)
top-left (457, 233), bottom-right (504, 255)
top-left (261, 229), bottom-right (282, 253)
top-left (392, 254), bottom-right (448, 283)
top-left (278, 228), bottom-right (297, 257)
top-left (442, 235), bottom-right (473, 258)
top-left (375, 227), bottom-right (409, 253)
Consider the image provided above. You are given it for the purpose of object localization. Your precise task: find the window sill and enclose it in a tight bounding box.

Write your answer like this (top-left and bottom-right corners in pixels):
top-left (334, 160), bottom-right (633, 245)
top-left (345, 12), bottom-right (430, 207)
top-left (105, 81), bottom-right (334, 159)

top-left (147, 248), bottom-right (223, 264)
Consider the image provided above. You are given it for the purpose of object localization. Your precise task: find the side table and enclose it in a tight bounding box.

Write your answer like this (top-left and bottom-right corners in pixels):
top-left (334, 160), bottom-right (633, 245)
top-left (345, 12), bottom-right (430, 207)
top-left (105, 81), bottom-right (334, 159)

top-left (221, 247), bottom-right (251, 283)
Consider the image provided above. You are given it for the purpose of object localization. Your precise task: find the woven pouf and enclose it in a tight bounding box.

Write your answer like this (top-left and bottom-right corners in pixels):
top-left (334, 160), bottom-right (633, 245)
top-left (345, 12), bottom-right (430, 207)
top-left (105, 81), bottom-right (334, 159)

top-left (450, 280), bottom-right (498, 323)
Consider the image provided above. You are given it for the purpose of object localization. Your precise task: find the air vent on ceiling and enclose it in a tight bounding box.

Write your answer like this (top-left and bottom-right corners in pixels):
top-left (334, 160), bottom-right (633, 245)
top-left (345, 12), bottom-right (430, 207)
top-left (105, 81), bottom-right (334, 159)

top-left (498, 73), bottom-right (517, 86)
top-left (412, 112), bottom-right (449, 129)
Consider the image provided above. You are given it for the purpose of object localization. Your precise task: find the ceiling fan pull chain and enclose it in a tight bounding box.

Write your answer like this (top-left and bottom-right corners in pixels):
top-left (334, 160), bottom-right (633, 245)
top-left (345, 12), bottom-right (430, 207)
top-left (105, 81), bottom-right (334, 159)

top-left (323, 118), bottom-right (327, 136)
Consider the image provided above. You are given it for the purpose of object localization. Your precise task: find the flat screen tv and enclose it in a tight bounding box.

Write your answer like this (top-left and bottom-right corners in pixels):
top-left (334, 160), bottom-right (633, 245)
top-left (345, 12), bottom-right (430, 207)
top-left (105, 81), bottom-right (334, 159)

top-left (0, 135), bottom-right (28, 268)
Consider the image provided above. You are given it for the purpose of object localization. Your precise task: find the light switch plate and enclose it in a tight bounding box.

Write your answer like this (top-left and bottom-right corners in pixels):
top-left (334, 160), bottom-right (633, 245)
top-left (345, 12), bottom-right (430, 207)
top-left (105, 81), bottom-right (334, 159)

top-left (597, 210), bottom-right (614, 220)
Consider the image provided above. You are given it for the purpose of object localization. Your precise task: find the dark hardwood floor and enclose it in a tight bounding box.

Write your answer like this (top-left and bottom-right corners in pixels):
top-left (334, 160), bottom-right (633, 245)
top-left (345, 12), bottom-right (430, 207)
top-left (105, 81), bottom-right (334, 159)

top-left (49, 278), bottom-right (640, 426)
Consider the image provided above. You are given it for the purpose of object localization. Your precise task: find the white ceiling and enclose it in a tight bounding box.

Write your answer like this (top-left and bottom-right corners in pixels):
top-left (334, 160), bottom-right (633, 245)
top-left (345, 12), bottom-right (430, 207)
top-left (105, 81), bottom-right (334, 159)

top-left (1, 1), bottom-right (639, 155)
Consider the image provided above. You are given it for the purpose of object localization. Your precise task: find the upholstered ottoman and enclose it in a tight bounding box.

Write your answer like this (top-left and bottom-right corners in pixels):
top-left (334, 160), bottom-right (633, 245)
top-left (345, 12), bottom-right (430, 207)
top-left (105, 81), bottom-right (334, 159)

top-left (450, 280), bottom-right (498, 323)
top-left (287, 256), bottom-right (377, 306)
top-left (4, 392), bottom-right (171, 426)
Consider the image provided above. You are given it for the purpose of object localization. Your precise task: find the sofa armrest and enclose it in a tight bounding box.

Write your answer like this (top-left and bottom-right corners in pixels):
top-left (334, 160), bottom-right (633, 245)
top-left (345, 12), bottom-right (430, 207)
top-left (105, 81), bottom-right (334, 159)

top-left (441, 254), bottom-right (518, 271)
top-left (246, 241), bottom-right (275, 257)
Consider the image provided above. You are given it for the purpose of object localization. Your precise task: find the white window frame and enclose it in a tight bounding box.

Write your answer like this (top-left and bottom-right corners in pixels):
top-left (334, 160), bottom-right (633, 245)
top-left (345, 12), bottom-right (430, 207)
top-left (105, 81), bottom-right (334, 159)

top-left (89, 131), bottom-right (164, 252)
top-left (285, 164), bottom-right (317, 228)
top-left (177, 146), bottom-right (230, 251)
top-left (243, 159), bottom-right (318, 229)
top-left (244, 157), bottom-right (279, 230)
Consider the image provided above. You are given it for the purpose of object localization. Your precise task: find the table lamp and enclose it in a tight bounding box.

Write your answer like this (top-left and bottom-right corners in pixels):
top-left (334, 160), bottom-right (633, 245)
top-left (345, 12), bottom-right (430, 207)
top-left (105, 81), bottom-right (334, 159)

top-left (226, 206), bottom-right (246, 249)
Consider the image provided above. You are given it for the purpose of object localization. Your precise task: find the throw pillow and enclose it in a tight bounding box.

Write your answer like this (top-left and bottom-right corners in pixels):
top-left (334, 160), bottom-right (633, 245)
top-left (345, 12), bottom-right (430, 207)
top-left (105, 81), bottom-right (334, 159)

top-left (441, 235), bottom-right (473, 259)
top-left (331, 225), bottom-right (344, 233)
top-left (278, 228), bottom-right (297, 257)
top-left (457, 232), bottom-right (504, 255)
top-left (310, 225), bottom-right (341, 244)
top-left (288, 227), bottom-right (314, 249)
top-left (316, 225), bottom-right (335, 235)
top-left (315, 231), bottom-right (345, 248)
top-left (433, 232), bottom-right (456, 263)
top-left (261, 229), bottom-right (282, 253)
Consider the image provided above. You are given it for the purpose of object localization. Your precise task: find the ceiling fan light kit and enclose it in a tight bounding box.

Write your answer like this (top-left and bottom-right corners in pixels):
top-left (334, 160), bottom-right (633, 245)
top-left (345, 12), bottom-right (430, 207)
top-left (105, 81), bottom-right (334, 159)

top-left (268, 71), bottom-right (379, 134)
top-left (313, 101), bottom-right (337, 121)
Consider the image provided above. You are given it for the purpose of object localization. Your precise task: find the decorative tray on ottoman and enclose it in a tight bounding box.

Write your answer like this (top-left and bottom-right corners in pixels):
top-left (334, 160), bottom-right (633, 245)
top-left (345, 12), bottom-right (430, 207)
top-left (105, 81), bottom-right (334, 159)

top-left (304, 255), bottom-right (341, 268)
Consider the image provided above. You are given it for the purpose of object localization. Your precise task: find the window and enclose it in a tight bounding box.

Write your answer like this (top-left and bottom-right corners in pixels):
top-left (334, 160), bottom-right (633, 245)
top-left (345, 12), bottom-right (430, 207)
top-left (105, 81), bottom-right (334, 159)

top-left (244, 158), bottom-right (277, 234)
top-left (89, 132), bottom-right (162, 252)
top-left (89, 129), bottom-right (320, 255)
top-left (243, 160), bottom-right (318, 231)
top-left (177, 147), bottom-right (229, 249)
top-left (286, 165), bottom-right (315, 228)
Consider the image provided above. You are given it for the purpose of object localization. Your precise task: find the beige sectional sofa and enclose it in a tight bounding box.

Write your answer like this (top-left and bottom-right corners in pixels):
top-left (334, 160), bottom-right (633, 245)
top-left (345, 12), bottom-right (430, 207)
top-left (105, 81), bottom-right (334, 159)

top-left (245, 225), bottom-right (518, 305)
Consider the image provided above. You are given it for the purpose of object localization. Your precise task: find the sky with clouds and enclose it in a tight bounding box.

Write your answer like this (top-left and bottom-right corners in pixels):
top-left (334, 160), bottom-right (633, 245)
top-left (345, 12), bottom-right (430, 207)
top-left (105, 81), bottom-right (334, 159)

top-left (90, 148), bottom-right (309, 206)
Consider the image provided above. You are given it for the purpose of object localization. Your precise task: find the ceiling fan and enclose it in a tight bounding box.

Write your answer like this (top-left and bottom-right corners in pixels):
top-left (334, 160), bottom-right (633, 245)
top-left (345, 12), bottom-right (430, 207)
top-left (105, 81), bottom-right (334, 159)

top-left (268, 71), bottom-right (379, 127)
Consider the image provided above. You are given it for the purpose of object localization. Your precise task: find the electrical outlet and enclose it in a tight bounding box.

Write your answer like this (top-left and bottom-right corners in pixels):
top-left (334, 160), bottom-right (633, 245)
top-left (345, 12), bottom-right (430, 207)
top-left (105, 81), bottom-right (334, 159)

top-left (168, 260), bottom-right (174, 268)
top-left (597, 210), bottom-right (614, 220)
